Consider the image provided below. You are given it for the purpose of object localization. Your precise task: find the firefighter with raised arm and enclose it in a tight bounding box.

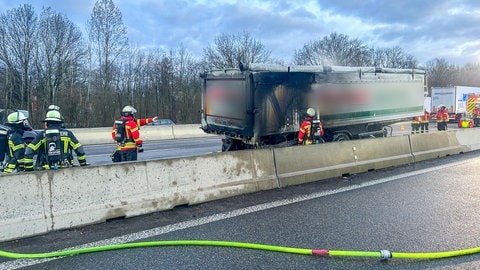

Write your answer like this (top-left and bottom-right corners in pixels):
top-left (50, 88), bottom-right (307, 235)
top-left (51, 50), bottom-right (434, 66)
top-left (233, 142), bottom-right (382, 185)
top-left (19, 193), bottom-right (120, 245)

top-left (111, 105), bottom-right (157, 162)
top-left (472, 104), bottom-right (480, 127)
top-left (436, 105), bottom-right (449, 131)
top-left (298, 108), bottom-right (324, 145)
top-left (2, 112), bottom-right (32, 173)
top-left (24, 110), bottom-right (88, 171)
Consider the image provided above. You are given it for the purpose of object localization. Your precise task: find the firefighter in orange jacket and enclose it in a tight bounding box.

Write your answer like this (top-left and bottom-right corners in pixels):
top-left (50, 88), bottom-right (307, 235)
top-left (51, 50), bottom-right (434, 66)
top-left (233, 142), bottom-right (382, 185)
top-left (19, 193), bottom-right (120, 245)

top-left (111, 105), bottom-right (157, 162)
top-left (473, 105), bottom-right (480, 127)
top-left (411, 115), bottom-right (421, 134)
top-left (436, 105), bottom-right (449, 131)
top-left (420, 109), bottom-right (430, 133)
top-left (298, 108), bottom-right (323, 145)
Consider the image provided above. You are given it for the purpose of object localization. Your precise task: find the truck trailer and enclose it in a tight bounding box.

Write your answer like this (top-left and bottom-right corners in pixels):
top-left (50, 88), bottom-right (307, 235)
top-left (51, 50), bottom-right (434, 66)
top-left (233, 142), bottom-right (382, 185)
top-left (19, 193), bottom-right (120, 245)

top-left (200, 63), bottom-right (426, 151)
top-left (431, 86), bottom-right (480, 122)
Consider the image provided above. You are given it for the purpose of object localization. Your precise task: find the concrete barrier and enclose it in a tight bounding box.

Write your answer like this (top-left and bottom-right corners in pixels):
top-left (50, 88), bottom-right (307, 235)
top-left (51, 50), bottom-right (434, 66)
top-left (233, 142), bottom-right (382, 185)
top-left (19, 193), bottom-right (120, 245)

top-left (454, 128), bottom-right (480, 150)
top-left (3, 128), bottom-right (480, 242)
top-left (143, 149), bottom-right (277, 209)
top-left (140, 126), bottom-right (175, 141)
top-left (71, 127), bottom-right (113, 145)
top-left (0, 149), bottom-right (277, 241)
top-left (274, 136), bottom-right (413, 187)
top-left (71, 125), bottom-right (213, 145)
top-left (0, 172), bottom-right (51, 241)
top-left (409, 131), bottom-right (469, 162)
top-left (172, 124), bottom-right (209, 139)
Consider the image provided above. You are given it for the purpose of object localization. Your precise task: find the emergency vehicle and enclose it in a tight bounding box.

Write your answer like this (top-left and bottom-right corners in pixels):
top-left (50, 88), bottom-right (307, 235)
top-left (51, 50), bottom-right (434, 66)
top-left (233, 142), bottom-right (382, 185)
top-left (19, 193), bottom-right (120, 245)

top-left (431, 86), bottom-right (480, 122)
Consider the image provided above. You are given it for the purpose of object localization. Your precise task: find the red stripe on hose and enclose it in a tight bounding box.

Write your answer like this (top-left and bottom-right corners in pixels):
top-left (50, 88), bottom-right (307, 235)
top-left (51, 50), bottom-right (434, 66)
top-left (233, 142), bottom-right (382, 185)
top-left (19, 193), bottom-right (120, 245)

top-left (312, 249), bottom-right (329, 256)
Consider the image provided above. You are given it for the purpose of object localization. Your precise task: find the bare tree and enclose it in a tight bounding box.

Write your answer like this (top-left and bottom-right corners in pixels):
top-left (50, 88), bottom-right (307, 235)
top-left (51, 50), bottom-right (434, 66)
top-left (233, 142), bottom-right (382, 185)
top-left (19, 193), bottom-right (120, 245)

top-left (456, 63), bottom-right (480, 87)
top-left (36, 7), bottom-right (86, 124)
top-left (425, 58), bottom-right (459, 95)
top-left (370, 46), bottom-right (417, 68)
top-left (171, 46), bottom-right (203, 123)
top-left (87, 0), bottom-right (128, 125)
top-left (293, 32), bottom-right (371, 66)
top-left (0, 4), bottom-right (38, 110)
top-left (204, 31), bottom-right (271, 69)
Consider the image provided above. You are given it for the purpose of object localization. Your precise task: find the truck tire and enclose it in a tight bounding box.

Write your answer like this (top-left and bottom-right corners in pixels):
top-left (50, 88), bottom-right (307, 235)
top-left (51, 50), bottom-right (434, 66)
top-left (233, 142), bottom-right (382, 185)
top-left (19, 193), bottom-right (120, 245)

top-left (333, 133), bottom-right (350, 141)
top-left (221, 137), bottom-right (244, 152)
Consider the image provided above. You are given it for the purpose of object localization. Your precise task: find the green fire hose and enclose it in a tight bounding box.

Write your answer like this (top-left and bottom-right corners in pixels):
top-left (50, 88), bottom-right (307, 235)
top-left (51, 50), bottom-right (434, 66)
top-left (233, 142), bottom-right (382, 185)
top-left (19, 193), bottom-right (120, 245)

top-left (1, 240), bottom-right (480, 260)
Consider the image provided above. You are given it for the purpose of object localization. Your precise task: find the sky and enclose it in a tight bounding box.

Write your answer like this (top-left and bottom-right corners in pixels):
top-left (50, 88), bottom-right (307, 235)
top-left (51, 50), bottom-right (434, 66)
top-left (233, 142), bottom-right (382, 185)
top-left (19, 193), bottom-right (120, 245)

top-left (1, 0), bottom-right (480, 67)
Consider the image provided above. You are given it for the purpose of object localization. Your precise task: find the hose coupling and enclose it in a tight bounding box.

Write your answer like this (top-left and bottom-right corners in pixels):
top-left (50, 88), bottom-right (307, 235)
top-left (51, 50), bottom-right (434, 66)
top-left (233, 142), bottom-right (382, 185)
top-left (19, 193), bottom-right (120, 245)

top-left (380, 250), bottom-right (392, 259)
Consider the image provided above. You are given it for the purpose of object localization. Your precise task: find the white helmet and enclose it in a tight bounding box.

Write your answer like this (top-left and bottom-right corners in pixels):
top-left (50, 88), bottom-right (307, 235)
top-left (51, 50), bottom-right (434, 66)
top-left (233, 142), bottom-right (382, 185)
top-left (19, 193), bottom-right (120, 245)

top-left (48, 104), bottom-right (60, 111)
top-left (306, 108), bottom-right (315, 117)
top-left (121, 105), bottom-right (137, 116)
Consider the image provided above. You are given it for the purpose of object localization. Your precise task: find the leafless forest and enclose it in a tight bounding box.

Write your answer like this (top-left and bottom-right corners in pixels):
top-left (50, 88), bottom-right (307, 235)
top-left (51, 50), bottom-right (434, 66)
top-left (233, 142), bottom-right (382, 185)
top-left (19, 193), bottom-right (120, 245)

top-left (1, 0), bottom-right (479, 128)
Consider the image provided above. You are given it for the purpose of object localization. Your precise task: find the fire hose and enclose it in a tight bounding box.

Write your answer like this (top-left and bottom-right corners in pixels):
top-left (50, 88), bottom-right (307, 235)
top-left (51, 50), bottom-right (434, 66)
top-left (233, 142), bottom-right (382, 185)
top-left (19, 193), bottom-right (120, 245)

top-left (1, 240), bottom-right (480, 260)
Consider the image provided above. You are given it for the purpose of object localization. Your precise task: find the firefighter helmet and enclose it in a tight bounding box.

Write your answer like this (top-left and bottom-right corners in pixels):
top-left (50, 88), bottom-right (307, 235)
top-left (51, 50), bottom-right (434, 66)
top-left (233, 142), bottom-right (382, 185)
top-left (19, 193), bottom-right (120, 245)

top-left (7, 111), bottom-right (28, 125)
top-left (306, 108), bottom-right (316, 117)
top-left (48, 104), bottom-right (60, 111)
top-left (121, 105), bottom-right (137, 116)
top-left (43, 110), bottom-right (63, 122)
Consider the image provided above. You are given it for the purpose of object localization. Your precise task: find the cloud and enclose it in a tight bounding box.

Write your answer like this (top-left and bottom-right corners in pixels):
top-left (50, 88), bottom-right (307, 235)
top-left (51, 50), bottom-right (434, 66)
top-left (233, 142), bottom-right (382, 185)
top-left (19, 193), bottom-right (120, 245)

top-left (0, 0), bottom-right (479, 66)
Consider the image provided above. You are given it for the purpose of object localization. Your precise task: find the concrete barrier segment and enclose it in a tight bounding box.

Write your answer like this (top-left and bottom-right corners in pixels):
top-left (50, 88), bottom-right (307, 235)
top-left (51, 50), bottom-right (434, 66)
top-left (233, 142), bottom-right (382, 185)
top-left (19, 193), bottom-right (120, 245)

top-left (0, 148), bottom-right (277, 242)
top-left (274, 142), bottom-right (360, 187)
top-left (71, 125), bottom-right (215, 145)
top-left (352, 136), bottom-right (414, 172)
top-left (274, 136), bottom-right (414, 188)
top-left (144, 149), bottom-right (277, 208)
top-left (0, 172), bottom-right (51, 242)
top-left (71, 127), bottom-right (113, 145)
top-left (172, 124), bottom-right (213, 139)
top-left (410, 131), bottom-right (469, 162)
top-left (141, 125), bottom-right (175, 141)
top-left (454, 128), bottom-right (480, 150)
top-left (48, 163), bottom-right (150, 231)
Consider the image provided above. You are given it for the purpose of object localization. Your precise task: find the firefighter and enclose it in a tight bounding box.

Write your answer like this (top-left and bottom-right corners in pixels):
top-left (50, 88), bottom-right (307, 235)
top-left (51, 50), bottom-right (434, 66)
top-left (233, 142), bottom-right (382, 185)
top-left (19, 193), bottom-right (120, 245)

top-left (420, 109), bottom-right (430, 133)
top-left (411, 115), bottom-right (421, 134)
top-left (111, 105), bottom-right (157, 162)
top-left (46, 104), bottom-right (73, 164)
top-left (298, 108), bottom-right (323, 145)
top-left (436, 105), bottom-right (449, 131)
top-left (472, 104), bottom-right (480, 127)
top-left (2, 112), bottom-right (31, 173)
top-left (24, 110), bottom-right (88, 170)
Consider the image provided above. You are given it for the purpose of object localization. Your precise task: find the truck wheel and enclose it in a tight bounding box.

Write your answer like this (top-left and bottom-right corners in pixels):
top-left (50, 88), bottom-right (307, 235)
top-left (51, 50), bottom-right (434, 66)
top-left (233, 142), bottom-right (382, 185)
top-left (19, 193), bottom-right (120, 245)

top-left (333, 133), bottom-right (350, 141)
top-left (221, 138), bottom-right (244, 151)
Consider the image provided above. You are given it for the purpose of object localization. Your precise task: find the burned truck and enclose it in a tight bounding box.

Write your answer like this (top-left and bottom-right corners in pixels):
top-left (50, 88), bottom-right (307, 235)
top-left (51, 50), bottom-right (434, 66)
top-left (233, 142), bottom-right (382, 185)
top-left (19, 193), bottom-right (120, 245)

top-left (200, 64), bottom-right (426, 151)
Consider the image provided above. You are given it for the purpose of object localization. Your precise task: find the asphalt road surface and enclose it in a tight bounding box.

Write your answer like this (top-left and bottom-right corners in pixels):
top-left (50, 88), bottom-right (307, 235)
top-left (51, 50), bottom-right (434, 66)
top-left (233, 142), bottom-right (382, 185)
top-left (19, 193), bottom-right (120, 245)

top-left (84, 136), bottom-right (223, 166)
top-left (1, 149), bottom-right (480, 269)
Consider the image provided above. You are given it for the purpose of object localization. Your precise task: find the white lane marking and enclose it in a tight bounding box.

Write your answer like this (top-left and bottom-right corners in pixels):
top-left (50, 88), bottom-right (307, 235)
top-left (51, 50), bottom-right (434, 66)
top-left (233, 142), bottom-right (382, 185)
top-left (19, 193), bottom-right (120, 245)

top-left (0, 159), bottom-right (469, 270)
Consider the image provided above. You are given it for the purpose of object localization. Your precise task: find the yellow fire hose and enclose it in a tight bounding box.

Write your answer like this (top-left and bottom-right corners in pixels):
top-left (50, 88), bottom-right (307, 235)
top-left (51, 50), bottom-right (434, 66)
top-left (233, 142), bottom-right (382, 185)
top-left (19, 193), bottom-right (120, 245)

top-left (1, 240), bottom-right (480, 260)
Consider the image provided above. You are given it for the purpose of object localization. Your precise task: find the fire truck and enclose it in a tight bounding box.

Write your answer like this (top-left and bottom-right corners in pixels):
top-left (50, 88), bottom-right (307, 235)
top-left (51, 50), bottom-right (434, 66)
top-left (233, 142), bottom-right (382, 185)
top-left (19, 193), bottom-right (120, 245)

top-left (200, 63), bottom-right (426, 151)
top-left (431, 86), bottom-right (480, 122)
